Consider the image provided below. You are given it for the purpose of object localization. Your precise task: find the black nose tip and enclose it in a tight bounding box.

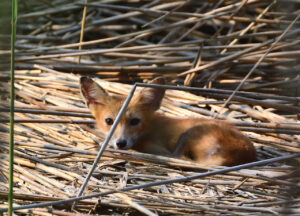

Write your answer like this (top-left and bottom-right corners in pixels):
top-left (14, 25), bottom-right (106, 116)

top-left (116, 139), bottom-right (127, 149)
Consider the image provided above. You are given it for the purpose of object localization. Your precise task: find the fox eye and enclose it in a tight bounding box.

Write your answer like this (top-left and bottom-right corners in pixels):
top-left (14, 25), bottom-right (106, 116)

top-left (105, 118), bottom-right (114, 125)
top-left (130, 118), bottom-right (140, 126)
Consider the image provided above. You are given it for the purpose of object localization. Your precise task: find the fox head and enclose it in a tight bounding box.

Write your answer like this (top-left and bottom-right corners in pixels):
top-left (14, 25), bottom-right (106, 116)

top-left (80, 77), bottom-right (165, 150)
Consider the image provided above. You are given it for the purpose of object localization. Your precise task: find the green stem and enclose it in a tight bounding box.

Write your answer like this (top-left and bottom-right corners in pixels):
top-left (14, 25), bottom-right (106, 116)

top-left (9, 0), bottom-right (17, 215)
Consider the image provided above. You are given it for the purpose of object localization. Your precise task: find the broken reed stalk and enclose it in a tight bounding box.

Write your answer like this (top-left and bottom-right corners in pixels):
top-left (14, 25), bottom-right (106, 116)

top-left (78, 0), bottom-right (88, 64)
top-left (115, 193), bottom-right (157, 216)
top-left (0, 108), bottom-right (92, 117)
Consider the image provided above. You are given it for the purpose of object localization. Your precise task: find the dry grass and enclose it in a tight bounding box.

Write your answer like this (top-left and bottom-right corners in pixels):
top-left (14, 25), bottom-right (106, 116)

top-left (0, 0), bottom-right (300, 215)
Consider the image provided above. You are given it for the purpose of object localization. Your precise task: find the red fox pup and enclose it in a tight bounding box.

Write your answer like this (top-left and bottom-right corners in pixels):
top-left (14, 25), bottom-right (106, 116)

top-left (80, 77), bottom-right (257, 166)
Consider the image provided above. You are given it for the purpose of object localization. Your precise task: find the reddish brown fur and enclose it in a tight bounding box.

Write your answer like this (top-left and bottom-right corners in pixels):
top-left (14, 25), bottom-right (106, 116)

top-left (80, 77), bottom-right (257, 166)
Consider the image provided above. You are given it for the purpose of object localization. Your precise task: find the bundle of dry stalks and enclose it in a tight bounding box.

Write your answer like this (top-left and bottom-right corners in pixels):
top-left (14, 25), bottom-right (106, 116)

top-left (0, 0), bottom-right (300, 215)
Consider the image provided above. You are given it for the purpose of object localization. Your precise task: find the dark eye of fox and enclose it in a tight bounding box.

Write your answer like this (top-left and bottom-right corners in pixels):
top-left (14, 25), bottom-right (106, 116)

top-left (130, 118), bottom-right (140, 126)
top-left (105, 118), bottom-right (114, 125)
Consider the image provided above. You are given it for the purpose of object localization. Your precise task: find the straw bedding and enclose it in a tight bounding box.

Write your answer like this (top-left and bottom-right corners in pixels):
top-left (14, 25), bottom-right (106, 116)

top-left (0, 0), bottom-right (299, 215)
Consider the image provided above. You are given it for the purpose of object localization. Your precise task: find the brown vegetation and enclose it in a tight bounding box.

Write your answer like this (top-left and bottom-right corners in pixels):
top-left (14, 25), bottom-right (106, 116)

top-left (0, 0), bottom-right (300, 215)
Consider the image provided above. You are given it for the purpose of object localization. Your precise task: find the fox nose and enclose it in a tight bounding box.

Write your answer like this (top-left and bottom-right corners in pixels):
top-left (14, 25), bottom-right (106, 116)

top-left (116, 139), bottom-right (127, 149)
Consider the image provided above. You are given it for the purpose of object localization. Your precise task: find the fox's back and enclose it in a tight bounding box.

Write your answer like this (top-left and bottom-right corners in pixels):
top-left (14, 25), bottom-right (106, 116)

top-left (135, 114), bottom-right (256, 166)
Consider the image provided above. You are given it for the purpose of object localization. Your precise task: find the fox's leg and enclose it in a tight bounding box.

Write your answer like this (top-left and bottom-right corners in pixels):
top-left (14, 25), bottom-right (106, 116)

top-left (172, 130), bottom-right (191, 158)
top-left (172, 125), bottom-right (211, 159)
top-left (172, 125), bottom-right (226, 165)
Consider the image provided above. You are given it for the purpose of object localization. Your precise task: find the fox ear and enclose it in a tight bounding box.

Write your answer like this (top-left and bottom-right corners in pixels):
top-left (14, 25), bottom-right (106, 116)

top-left (80, 76), bottom-right (109, 107)
top-left (136, 77), bottom-right (165, 111)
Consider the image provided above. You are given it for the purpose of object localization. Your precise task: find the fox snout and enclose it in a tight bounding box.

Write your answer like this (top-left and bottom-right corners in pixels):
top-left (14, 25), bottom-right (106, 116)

top-left (112, 137), bottom-right (135, 150)
top-left (110, 124), bottom-right (139, 150)
top-left (115, 139), bottom-right (127, 149)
